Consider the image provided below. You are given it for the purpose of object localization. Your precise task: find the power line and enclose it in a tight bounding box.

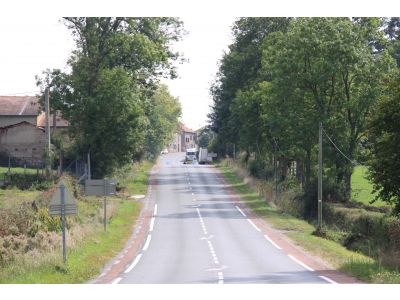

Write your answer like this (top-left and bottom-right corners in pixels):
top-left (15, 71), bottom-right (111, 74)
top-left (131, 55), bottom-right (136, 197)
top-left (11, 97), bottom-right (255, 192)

top-left (322, 128), bottom-right (357, 165)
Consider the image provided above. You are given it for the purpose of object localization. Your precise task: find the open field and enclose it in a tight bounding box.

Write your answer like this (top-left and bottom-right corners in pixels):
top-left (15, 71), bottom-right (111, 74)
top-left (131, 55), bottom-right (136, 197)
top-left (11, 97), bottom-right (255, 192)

top-left (217, 162), bottom-right (400, 283)
top-left (0, 161), bottom-right (153, 283)
top-left (351, 166), bottom-right (387, 207)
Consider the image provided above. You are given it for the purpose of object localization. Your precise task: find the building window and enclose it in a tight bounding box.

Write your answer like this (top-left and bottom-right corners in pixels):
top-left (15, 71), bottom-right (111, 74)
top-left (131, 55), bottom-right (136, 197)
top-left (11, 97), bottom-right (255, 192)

top-left (186, 137), bottom-right (189, 143)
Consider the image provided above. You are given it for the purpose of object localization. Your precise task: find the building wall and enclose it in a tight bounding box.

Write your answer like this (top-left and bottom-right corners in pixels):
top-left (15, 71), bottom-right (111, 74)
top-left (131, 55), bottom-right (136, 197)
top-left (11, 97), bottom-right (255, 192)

top-left (181, 132), bottom-right (197, 152)
top-left (0, 115), bottom-right (37, 127)
top-left (167, 132), bottom-right (181, 153)
top-left (0, 123), bottom-right (45, 162)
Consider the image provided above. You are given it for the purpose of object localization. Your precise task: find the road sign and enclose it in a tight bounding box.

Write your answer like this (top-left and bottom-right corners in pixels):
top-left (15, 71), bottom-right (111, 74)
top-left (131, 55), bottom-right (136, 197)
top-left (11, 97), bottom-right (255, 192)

top-left (49, 180), bottom-right (77, 216)
top-left (84, 179), bottom-right (116, 196)
top-left (208, 153), bottom-right (218, 158)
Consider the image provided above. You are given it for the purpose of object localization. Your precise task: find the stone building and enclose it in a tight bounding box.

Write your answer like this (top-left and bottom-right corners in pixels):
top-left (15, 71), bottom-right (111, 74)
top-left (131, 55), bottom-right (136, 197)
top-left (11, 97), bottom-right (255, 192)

top-left (167, 122), bottom-right (197, 153)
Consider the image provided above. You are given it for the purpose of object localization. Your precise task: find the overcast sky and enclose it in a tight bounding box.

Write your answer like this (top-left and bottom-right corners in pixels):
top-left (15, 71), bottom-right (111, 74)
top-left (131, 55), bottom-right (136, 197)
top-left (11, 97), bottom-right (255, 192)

top-left (1, 0), bottom-right (398, 131)
top-left (0, 15), bottom-right (234, 130)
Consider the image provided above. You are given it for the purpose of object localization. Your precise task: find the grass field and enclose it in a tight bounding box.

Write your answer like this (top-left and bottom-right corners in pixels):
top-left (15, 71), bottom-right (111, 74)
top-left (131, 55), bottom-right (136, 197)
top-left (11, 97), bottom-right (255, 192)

top-left (351, 165), bottom-right (387, 207)
top-left (0, 166), bottom-right (39, 180)
top-left (217, 161), bottom-right (400, 283)
top-left (0, 161), bottom-right (153, 283)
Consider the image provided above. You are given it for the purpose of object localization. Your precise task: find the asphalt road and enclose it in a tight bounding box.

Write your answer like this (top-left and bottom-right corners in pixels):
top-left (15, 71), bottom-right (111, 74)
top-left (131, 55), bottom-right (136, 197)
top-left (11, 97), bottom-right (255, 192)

top-left (117, 152), bottom-right (329, 284)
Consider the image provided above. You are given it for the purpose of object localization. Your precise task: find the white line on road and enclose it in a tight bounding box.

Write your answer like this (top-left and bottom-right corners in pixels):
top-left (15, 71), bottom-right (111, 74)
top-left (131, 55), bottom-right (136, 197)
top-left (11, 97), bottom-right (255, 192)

top-left (288, 254), bottom-right (314, 272)
top-left (235, 206), bottom-right (246, 217)
top-left (111, 277), bottom-right (123, 284)
top-left (153, 204), bottom-right (158, 216)
top-left (319, 275), bottom-right (338, 284)
top-left (264, 234), bottom-right (282, 250)
top-left (247, 219), bottom-right (261, 232)
top-left (124, 254), bottom-right (142, 273)
top-left (149, 217), bottom-right (155, 232)
top-left (143, 234), bottom-right (152, 251)
top-left (217, 272), bottom-right (224, 284)
top-left (113, 259), bottom-right (121, 265)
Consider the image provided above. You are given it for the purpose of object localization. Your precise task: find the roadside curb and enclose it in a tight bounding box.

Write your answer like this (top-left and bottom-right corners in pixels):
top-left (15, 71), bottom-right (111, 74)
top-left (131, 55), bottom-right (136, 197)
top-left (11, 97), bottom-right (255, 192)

top-left (90, 161), bottom-right (160, 284)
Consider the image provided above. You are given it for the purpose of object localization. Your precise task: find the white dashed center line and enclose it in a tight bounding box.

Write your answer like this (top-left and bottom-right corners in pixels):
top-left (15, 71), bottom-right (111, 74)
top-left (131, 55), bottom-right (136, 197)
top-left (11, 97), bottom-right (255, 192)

top-left (217, 272), bottom-right (224, 284)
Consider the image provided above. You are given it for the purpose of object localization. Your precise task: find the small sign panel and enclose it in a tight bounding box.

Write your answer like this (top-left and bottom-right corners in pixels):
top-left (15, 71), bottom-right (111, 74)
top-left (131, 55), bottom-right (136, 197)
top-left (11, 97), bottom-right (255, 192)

top-left (85, 179), bottom-right (116, 196)
top-left (208, 153), bottom-right (218, 158)
top-left (49, 181), bottom-right (77, 216)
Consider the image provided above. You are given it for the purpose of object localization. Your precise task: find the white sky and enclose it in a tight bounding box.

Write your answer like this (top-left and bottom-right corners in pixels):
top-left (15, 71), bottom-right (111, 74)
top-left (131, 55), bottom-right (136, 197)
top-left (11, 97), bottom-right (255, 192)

top-left (0, 14), bottom-right (234, 130)
top-left (0, 0), bottom-right (399, 131)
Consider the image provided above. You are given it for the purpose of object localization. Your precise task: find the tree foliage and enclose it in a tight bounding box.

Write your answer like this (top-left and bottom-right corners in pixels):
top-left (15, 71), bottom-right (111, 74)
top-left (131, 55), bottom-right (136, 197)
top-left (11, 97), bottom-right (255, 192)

top-left (209, 17), bottom-right (396, 204)
top-left (37, 17), bottom-right (183, 177)
top-left (367, 74), bottom-right (400, 213)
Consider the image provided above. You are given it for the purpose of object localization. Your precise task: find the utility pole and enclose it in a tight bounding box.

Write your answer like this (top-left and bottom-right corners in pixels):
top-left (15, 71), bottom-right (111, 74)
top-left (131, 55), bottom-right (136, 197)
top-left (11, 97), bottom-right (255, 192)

top-left (233, 144), bottom-right (236, 160)
top-left (87, 149), bottom-right (91, 180)
top-left (44, 88), bottom-right (51, 177)
top-left (318, 122), bottom-right (323, 229)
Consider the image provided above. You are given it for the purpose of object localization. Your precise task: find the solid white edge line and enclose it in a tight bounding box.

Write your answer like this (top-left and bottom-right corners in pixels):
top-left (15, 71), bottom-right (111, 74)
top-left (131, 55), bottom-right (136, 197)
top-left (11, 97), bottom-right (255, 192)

top-left (124, 254), bottom-right (142, 273)
top-left (247, 219), bottom-right (261, 232)
top-left (319, 275), bottom-right (338, 284)
top-left (287, 254), bottom-right (314, 272)
top-left (264, 235), bottom-right (282, 250)
top-left (111, 277), bottom-right (123, 284)
top-left (235, 206), bottom-right (246, 217)
top-left (153, 204), bottom-right (158, 216)
top-left (143, 234), bottom-right (152, 251)
top-left (149, 217), bottom-right (155, 231)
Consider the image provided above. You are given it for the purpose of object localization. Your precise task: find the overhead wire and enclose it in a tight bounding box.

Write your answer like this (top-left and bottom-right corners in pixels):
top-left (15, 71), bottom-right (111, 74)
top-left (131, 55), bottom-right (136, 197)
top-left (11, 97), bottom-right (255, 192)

top-left (322, 128), bottom-right (358, 165)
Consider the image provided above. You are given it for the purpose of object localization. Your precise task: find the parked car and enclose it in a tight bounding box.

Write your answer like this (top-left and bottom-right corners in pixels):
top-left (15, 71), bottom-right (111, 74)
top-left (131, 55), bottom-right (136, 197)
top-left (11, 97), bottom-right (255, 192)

top-left (161, 149), bottom-right (168, 155)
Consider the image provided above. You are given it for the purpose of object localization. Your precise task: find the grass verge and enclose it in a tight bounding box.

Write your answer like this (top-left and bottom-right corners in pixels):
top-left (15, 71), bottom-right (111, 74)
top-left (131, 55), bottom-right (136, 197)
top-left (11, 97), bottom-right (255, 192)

top-left (0, 161), bottom-right (153, 283)
top-left (351, 166), bottom-right (386, 207)
top-left (217, 162), bottom-right (400, 283)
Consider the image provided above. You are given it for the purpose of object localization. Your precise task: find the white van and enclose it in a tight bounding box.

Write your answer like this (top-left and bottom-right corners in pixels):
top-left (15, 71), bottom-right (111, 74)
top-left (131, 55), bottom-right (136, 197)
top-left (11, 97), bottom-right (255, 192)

top-left (185, 148), bottom-right (197, 163)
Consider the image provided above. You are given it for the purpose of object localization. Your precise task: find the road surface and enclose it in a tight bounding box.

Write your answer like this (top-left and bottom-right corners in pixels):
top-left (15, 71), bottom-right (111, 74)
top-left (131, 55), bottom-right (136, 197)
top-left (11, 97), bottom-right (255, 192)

top-left (115, 152), bottom-right (331, 284)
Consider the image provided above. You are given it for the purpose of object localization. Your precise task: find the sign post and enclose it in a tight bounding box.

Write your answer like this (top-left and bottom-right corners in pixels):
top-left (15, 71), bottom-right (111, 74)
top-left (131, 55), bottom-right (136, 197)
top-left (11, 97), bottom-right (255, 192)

top-left (84, 179), bottom-right (116, 232)
top-left (60, 183), bottom-right (66, 264)
top-left (49, 180), bottom-right (77, 264)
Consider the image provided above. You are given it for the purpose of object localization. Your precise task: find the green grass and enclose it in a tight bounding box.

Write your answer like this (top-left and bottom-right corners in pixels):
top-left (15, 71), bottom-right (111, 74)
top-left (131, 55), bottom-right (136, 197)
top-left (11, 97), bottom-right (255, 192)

top-left (217, 162), bottom-right (400, 283)
top-left (0, 166), bottom-right (38, 180)
top-left (118, 161), bottom-right (153, 195)
top-left (351, 166), bottom-right (387, 207)
top-left (0, 161), bottom-right (153, 283)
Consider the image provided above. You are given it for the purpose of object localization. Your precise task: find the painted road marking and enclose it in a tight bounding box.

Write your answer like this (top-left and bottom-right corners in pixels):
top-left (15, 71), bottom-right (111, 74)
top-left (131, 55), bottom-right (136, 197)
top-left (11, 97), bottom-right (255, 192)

top-left (218, 272), bottom-right (224, 284)
top-left (143, 234), bottom-right (152, 251)
top-left (247, 219), bottom-right (261, 232)
top-left (264, 234), bottom-right (282, 250)
top-left (149, 217), bottom-right (155, 232)
top-left (113, 259), bottom-right (121, 265)
top-left (235, 206), bottom-right (246, 217)
top-left (319, 275), bottom-right (338, 284)
top-left (153, 204), bottom-right (158, 216)
top-left (111, 277), bottom-right (123, 284)
top-left (124, 254), bottom-right (143, 273)
top-left (99, 272), bottom-right (106, 277)
top-left (288, 254), bottom-right (314, 272)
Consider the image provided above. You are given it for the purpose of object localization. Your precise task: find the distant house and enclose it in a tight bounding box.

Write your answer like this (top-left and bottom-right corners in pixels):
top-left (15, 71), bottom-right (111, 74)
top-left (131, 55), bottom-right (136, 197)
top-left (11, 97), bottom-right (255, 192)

top-left (168, 122), bottom-right (197, 153)
top-left (0, 122), bottom-right (46, 165)
top-left (0, 96), bottom-right (39, 127)
top-left (0, 96), bottom-right (69, 164)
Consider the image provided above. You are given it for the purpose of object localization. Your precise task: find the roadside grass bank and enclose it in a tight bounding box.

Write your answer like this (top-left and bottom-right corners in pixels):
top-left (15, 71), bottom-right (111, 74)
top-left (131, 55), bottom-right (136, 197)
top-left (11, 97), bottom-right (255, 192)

top-left (216, 160), bottom-right (400, 283)
top-left (0, 161), bottom-right (153, 283)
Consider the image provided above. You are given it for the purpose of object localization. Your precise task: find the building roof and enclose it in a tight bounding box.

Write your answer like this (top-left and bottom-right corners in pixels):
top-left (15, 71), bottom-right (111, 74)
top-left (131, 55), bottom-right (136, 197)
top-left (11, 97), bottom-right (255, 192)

top-left (37, 112), bottom-right (70, 128)
top-left (180, 122), bottom-right (195, 133)
top-left (0, 96), bottom-right (39, 116)
top-left (0, 121), bottom-right (44, 131)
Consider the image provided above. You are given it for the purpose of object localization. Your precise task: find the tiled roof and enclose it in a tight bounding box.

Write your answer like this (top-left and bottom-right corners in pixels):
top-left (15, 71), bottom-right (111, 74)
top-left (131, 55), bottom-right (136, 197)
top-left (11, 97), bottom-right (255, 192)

top-left (37, 112), bottom-right (69, 128)
top-left (180, 122), bottom-right (195, 133)
top-left (0, 96), bottom-right (39, 116)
